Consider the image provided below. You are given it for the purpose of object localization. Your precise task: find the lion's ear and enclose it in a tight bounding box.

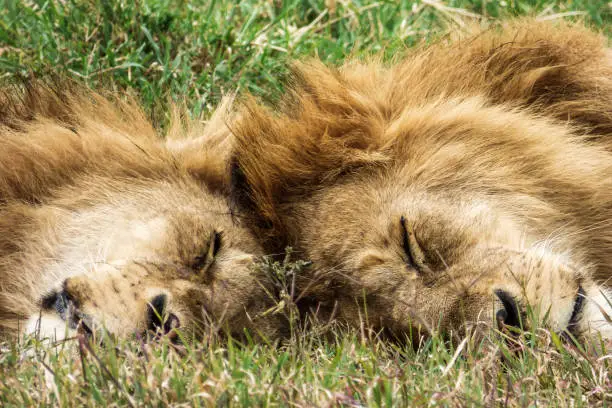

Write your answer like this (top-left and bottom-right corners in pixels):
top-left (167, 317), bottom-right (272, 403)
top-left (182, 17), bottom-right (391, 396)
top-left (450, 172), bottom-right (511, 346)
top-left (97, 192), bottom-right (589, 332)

top-left (166, 134), bottom-right (231, 193)
top-left (165, 97), bottom-right (236, 193)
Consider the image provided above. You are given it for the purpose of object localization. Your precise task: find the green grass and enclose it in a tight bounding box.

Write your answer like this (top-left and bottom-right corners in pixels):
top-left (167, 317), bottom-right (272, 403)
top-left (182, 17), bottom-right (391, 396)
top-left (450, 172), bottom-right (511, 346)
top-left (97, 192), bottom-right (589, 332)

top-left (0, 0), bottom-right (611, 406)
top-left (2, 322), bottom-right (610, 406)
top-left (0, 0), bottom-right (610, 124)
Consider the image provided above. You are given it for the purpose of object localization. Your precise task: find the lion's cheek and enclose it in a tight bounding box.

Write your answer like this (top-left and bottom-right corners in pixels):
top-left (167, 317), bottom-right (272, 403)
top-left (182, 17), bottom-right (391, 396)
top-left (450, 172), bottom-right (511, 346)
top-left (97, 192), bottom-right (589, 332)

top-left (576, 285), bottom-right (612, 342)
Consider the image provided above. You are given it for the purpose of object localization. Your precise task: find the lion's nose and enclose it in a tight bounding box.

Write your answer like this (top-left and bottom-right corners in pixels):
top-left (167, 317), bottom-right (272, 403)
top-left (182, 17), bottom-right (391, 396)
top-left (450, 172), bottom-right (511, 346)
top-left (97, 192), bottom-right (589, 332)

top-left (147, 294), bottom-right (181, 338)
top-left (43, 281), bottom-right (95, 336)
top-left (494, 289), bottom-right (521, 330)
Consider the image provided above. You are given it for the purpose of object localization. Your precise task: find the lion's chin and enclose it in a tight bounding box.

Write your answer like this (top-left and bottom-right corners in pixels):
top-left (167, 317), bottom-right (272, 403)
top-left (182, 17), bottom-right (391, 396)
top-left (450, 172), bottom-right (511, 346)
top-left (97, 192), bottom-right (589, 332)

top-left (576, 285), bottom-right (612, 343)
top-left (24, 313), bottom-right (77, 344)
top-left (489, 282), bottom-right (612, 349)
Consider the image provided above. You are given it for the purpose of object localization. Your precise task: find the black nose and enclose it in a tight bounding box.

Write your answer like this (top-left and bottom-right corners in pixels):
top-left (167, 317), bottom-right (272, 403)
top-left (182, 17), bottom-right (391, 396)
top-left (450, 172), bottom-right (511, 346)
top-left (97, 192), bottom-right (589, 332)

top-left (41, 289), bottom-right (94, 336)
top-left (494, 289), bottom-right (521, 329)
top-left (147, 294), bottom-right (180, 335)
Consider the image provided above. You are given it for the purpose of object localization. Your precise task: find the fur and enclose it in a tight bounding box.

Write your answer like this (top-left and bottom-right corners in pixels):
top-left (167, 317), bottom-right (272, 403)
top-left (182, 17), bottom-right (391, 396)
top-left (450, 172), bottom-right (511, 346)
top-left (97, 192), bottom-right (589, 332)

top-left (231, 19), bottom-right (612, 342)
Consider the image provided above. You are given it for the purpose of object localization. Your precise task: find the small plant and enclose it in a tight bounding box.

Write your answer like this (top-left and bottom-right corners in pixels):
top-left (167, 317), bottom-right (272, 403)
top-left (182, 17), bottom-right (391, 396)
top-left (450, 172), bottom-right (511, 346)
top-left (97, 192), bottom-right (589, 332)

top-left (257, 248), bottom-right (312, 336)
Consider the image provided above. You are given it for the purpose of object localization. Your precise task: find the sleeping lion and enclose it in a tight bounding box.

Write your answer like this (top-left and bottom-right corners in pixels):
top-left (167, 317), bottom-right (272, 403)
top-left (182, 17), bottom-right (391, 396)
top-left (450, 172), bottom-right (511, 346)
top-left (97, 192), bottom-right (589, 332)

top-left (0, 83), bottom-right (284, 343)
top-left (231, 19), bottom-right (612, 344)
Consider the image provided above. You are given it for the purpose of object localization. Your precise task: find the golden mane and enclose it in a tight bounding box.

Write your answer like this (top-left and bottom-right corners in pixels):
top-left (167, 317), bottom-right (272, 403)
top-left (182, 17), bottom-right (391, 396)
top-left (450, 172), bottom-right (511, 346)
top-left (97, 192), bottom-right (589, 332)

top-left (0, 79), bottom-right (236, 205)
top-left (0, 79), bottom-right (172, 204)
top-left (230, 19), bottom-right (612, 240)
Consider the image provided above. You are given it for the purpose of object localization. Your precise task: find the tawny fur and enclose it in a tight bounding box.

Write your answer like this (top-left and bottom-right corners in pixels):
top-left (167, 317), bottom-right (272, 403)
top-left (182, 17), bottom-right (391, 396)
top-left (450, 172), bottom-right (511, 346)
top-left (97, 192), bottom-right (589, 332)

top-left (232, 19), bottom-right (612, 342)
top-left (0, 80), bottom-right (282, 341)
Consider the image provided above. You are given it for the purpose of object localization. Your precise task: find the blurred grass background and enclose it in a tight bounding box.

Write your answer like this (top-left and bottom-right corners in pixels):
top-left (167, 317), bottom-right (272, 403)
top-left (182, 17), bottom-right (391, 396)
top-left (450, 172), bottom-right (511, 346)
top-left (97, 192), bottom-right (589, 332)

top-left (0, 1), bottom-right (610, 406)
top-left (1, 0), bottom-right (610, 124)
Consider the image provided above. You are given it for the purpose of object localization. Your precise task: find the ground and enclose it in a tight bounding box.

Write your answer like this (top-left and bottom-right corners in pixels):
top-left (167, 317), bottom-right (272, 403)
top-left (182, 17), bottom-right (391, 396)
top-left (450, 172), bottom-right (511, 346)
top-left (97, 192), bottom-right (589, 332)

top-left (0, 0), bottom-right (611, 406)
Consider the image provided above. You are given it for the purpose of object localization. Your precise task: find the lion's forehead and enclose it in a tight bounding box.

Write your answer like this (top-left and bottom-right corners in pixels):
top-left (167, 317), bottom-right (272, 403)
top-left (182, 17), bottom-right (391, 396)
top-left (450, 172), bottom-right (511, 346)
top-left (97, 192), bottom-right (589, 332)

top-left (302, 183), bottom-right (527, 250)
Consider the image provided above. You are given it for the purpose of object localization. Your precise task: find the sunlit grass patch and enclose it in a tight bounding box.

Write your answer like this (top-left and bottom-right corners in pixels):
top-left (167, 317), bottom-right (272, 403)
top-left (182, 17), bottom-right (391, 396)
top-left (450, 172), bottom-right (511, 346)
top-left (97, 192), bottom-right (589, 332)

top-left (2, 309), bottom-right (610, 406)
top-left (0, 0), bottom-right (610, 125)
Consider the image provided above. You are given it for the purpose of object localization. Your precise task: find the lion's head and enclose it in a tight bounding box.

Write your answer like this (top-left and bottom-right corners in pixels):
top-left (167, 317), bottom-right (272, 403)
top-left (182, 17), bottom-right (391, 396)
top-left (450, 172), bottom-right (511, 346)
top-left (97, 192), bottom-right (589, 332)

top-left (0, 82), bottom-right (283, 344)
top-left (231, 20), bottom-right (612, 344)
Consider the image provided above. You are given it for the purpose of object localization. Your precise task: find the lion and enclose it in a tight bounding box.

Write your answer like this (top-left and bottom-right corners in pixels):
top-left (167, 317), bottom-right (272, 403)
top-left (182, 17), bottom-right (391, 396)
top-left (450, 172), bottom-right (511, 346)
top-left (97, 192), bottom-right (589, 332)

top-left (0, 81), bottom-right (284, 344)
top-left (230, 19), bottom-right (612, 344)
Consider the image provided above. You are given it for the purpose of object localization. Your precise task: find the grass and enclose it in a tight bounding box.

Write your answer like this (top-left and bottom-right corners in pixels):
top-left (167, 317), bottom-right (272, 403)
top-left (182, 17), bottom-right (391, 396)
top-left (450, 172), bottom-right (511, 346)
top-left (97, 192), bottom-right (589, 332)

top-left (2, 322), bottom-right (610, 406)
top-left (0, 0), bottom-right (610, 123)
top-left (0, 0), bottom-right (611, 406)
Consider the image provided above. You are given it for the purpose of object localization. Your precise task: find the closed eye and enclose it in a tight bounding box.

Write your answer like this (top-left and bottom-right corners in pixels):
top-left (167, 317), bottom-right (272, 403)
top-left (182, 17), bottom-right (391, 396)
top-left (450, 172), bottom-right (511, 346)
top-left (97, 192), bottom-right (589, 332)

top-left (191, 230), bottom-right (223, 275)
top-left (211, 230), bottom-right (223, 258)
top-left (400, 216), bottom-right (433, 276)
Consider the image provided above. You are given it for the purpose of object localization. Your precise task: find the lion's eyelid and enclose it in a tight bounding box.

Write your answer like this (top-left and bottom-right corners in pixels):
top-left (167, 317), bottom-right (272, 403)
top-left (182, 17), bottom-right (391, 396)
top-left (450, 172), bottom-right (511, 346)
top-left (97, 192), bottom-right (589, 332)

top-left (400, 216), bottom-right (433, 276)
top-left (191, 230), bottom-right (222, 279)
